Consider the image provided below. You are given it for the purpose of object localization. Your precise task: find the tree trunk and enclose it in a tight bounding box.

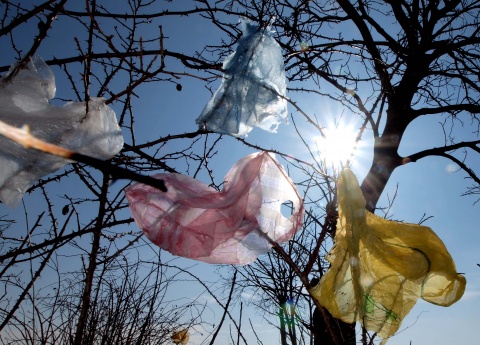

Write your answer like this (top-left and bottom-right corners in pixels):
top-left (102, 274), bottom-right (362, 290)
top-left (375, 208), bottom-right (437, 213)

top-left (361, 91), bottom-right (415, 211)
top-left (312, 306), bottom-right (356, 345)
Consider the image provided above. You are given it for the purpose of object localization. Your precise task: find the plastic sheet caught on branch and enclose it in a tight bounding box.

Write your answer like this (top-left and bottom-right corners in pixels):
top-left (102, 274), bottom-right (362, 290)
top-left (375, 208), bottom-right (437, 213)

top-left (0, 56), bottom-right (124, 207)
top-left (125, 152), bottom-right (304, 265)
top-left (171, 329), bottom-right (189, 345)
top-left (196, 18), bottom-right (288, 137)
top-left (311, 169), bottom-right (466, 344)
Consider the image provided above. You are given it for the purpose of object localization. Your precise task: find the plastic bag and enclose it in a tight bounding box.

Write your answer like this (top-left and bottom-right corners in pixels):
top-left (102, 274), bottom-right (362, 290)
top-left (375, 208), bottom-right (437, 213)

top-left (196, 18), bottom-right (288, 137)
top-left (171, 329), bottom-right (189, 345)
top-left (0, 56), bottom-right (124, 207)
top-left (311, 169), bottom-right (465, 344)
top-left (125, 152), bottom-right (304, 265)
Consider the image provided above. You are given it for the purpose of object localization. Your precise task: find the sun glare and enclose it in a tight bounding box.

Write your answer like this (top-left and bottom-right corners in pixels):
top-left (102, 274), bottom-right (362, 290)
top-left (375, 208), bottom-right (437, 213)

top-left (316, 124), bottom-right (358, 169)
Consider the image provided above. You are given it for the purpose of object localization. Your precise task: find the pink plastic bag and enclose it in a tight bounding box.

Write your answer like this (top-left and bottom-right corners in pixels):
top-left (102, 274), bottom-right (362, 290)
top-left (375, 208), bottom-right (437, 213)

top-left (125, 152), bottom-right (304, 264)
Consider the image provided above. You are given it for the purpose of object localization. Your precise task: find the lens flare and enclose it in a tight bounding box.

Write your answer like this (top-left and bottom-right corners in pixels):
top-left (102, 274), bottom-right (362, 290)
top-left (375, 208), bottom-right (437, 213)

top-left (316, 123), bottom-right (359, 169)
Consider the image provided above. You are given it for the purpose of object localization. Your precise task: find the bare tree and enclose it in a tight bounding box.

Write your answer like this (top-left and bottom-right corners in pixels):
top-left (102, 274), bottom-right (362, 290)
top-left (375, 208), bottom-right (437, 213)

top-left (214, 0), bottom-right (480, 343)
top-left (1, 1), bottom-right (479, 345)
top-left (0, 1), bottom-right (232, 343)
top-left (267, 0), bottom-right (480, 210)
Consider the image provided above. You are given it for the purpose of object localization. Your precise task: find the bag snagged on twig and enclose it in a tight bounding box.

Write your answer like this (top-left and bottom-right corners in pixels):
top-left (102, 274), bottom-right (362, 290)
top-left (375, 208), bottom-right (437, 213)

top-left (125, 152), bottom-right (304, 264)
top-left (0, 56), bottom-right (124, 207)
top-left (311, 169), bottom-right (466, 344)
top-left (196, 18), bottom-right (288, 137)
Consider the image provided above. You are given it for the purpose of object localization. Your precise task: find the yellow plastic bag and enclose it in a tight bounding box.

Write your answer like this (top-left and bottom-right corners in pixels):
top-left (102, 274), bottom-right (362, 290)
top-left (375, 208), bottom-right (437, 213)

top-left (171, 329), bottom-right (189, 345)
top-left (311, 169), bottom-right (465, 343)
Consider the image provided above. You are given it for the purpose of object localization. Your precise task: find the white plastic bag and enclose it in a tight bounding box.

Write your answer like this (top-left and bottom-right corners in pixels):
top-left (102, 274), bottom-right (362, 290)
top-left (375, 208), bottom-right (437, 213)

top-left (196, 18), bottom-right (288, 137)
top-left (0, 56), bottom-right (124, 207)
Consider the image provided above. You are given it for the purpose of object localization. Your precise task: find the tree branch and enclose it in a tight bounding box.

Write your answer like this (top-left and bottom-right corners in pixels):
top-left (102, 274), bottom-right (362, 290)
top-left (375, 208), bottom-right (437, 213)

top-left (0, 120), bottom-right (166, 192)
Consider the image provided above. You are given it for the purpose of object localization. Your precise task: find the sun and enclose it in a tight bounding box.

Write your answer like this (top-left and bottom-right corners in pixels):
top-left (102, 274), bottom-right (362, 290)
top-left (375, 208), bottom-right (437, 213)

top-left (315, 123), bottom-right (359, 169)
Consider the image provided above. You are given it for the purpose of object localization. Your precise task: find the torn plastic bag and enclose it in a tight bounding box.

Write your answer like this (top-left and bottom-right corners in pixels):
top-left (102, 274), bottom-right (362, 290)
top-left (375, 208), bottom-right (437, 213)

top-left (125, 152), bottom-right (304, 265)
top-left (311, 169), bottom-right (465, 344)
top-left (196, 18), bottom-right (288, 137)
top-left (0, 56), bottom-right (124, 207)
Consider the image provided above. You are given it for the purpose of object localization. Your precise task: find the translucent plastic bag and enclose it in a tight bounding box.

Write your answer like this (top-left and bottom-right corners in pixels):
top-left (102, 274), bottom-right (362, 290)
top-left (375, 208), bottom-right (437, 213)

top-left (125, 152), bottom-right (304, 264)
top-left (311, 169), bottom-right (465, 344)
top-left (0, 56), bottom-right (124, 207)
top-left (196, 18), bottom-right (288, 137)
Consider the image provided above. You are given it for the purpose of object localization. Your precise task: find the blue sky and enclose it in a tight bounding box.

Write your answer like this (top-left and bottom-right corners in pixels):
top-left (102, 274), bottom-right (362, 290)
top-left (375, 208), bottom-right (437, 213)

top-left (1, 1), bottom-right (479, 344)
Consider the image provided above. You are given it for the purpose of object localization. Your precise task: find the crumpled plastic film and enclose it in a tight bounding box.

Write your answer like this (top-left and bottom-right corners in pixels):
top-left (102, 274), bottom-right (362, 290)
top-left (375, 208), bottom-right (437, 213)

top-left (0, 56), bottom-right (124, 207)
top-left (196, 18), bottom-right (288, 137)
top-left (125, 152), bottom-right (304, 265)
top-left (171, 329), bottom-right (189, 345)
top-left (311, 169), bottom-right (465, 343)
